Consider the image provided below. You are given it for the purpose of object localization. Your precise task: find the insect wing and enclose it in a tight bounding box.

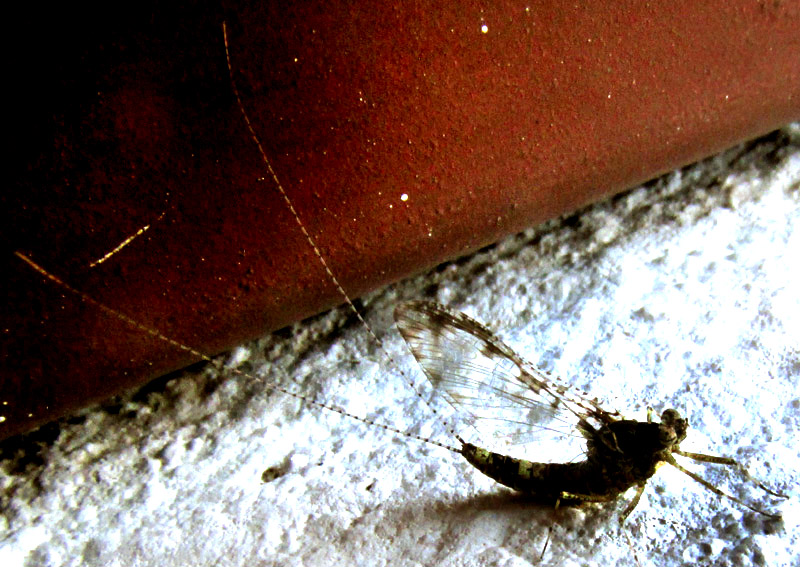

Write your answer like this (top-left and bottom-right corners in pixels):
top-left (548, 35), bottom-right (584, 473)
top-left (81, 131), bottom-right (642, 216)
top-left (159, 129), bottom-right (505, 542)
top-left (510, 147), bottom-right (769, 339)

top-left (394, 300), bottom-right (603, 462)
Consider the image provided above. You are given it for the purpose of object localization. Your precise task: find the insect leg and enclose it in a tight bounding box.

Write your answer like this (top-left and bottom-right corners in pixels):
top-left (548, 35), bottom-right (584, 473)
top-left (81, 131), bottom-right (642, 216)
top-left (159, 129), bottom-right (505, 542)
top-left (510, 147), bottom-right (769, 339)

top-left (623, 529), bottom-right (643, 567)
top-left (674, 449), bottom-right (787, 498)
top-left (539, 497), bottom-right (566, 561)
top-left (558, 491), bottom-right (619, 504)
top-left (618, 483), bottom-right (646, 524)
top-left (539, 494), bottom-right (599, 562)
top-left (664, 454), bottom-right (782, 518)
top-left (539, 525), bottom-right (552, 561)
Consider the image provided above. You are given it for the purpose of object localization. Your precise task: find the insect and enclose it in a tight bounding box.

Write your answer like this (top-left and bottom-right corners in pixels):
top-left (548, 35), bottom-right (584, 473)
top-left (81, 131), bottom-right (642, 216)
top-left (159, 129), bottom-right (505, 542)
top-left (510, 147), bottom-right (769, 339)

top-left (218, 22), bottom-right (784, 532)
top-left (393, 300), bottom-right (786, 522)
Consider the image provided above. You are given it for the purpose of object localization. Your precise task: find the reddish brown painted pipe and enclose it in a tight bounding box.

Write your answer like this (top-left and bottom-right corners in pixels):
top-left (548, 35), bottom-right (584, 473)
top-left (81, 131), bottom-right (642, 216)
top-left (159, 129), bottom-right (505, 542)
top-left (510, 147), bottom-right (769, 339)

top-left (3, 1), bottom-right (799, 440)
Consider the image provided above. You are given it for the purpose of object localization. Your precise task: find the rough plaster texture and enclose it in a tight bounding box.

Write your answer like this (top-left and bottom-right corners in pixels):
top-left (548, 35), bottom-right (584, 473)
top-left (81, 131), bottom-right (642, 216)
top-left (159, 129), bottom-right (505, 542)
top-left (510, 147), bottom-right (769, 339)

top-left (1, 126), bottom-right (799, 566)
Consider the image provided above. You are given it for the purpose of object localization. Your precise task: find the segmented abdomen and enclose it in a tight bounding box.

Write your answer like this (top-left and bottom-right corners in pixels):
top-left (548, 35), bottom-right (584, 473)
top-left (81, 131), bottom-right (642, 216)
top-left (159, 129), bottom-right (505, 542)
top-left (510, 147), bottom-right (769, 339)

top-left (461, 443), bottom-right (621, 502)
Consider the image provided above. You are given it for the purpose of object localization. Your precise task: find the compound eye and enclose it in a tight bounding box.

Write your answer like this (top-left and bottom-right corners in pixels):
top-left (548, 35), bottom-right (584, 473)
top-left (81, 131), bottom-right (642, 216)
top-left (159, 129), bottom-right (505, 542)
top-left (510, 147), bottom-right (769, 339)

top-left (661, 408), bottom-right (681, 425)
top-left (661, 408), bottom-right (689, 442)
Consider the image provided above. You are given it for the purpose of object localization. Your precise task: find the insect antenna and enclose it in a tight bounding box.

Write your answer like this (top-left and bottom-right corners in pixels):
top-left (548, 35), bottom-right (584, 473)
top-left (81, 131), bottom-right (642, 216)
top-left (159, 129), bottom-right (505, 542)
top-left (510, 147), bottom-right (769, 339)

top-left (14, 251), bottom-right (460, 454)
top-left (222, 21), bottom-right (466, 448)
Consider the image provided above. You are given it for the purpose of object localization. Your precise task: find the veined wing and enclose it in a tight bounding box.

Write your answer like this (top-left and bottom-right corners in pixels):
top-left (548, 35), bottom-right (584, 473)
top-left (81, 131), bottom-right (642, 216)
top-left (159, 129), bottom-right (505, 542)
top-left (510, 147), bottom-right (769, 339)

top-left (394, 300), bottom-right (618, 462)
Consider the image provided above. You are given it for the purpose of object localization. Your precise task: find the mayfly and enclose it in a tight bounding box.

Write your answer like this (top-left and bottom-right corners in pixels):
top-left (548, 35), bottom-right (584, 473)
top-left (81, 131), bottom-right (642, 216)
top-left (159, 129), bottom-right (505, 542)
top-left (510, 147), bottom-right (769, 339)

top-left (393, 300), bottom-right (786, 522)
top-left (217, 19), bottom-right (786, 531)
top-left (217, 20), bottom-right (787, 533)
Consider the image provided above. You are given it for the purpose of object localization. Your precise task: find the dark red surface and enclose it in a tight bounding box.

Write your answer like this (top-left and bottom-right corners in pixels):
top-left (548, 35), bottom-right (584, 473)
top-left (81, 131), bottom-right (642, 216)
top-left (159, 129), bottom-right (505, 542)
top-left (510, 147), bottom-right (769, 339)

top-left (3, 1), bottom-right (799, 440)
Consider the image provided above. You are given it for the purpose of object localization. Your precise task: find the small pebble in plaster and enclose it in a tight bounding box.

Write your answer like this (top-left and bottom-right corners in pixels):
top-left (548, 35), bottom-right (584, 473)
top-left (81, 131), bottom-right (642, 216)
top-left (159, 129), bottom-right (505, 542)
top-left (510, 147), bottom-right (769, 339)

top-left (261, 465), bottom-right (287, 483)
